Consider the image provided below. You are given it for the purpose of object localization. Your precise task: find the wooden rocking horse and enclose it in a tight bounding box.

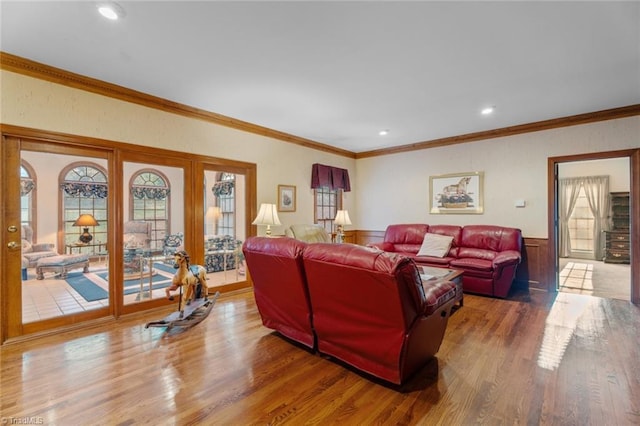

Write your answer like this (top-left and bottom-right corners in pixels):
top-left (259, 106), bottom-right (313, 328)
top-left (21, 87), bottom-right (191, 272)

top-left (147, 250), bottom-right (219, 330)
top-left (165, 250), bottom-right (209, 305)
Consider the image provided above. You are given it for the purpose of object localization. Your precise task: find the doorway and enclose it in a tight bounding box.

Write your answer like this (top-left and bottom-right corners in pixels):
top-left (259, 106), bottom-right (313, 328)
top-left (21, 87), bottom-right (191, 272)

top-left (557, 159), bottom-right (630, 300)
top-left (548, 149), bottom-right (639, 304)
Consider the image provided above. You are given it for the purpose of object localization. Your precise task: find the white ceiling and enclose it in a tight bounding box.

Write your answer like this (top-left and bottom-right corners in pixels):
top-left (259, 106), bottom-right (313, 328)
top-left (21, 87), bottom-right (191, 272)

top-left (1, 1), bottom-right (639, 153)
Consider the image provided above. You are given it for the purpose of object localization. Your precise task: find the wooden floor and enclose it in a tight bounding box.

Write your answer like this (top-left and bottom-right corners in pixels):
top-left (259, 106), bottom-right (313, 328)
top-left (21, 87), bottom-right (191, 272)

top-left (2, 289), bottom-right (639, 425)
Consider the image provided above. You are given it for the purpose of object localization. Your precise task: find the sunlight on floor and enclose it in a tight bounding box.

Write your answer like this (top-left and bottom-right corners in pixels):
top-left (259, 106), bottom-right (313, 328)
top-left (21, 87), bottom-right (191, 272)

top-left (537, 292), bottom-right (602, 371)
top-left (559, 261), bottom-right (594, 294)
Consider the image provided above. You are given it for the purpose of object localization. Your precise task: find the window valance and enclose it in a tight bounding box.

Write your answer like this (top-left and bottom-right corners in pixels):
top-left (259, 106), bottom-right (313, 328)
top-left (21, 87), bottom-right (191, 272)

top-left (212, 180), bottom-right (235, 197)
top-left (131, 186), bottom-right (170, 200)
top-left (60, 182), bottom-right (108, 198)
top-left (311, 163), bottom-right (351, 192)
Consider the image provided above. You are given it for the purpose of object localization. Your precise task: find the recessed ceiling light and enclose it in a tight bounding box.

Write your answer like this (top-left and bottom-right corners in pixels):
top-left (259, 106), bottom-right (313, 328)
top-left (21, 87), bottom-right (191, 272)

top-left (481, 106), bottom-right (495, 115)
top-left (97, 2), bottom-right (125, 20)
top-left (379, 129), bottom-right (389, 136)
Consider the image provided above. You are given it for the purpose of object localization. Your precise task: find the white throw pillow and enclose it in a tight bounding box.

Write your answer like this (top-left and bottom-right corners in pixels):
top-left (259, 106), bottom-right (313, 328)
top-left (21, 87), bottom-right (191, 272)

top-left (417, 233), bottom-right (453, 258)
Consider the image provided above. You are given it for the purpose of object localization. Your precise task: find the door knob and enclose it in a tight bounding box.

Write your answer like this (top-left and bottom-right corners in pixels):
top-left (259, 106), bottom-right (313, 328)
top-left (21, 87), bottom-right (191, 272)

top-left (7, 241), bottom-right (18, 249)
top-left (8, 225), bottom-right (18, 233)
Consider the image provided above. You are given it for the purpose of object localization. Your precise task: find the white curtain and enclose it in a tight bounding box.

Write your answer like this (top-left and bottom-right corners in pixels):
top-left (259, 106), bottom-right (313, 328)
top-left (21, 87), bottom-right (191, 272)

top-left (559, 178), bottom-right (582, 257)
top-left (559, 176), bottom-right (610, 259)
top-left (582, 175), bottom-right (610, 260)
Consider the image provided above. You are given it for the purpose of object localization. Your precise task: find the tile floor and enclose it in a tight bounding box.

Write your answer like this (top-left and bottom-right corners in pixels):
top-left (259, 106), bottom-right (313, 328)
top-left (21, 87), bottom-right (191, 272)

top-left (21, 262), bottom-right (243, 323)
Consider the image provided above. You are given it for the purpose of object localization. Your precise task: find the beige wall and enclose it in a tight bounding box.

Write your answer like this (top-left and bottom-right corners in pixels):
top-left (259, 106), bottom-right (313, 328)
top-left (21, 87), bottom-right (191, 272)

top-left (356, 117), bottom-right (639, 238)
top-left (1, 70), bottom-right (356, 236)
top-left (3, 70), bottom-right (638, 239)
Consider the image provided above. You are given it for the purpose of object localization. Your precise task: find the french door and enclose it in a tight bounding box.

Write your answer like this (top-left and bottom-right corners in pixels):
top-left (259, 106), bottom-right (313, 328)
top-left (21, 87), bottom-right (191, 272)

top-left (1, 127), bottom-right (257, 343)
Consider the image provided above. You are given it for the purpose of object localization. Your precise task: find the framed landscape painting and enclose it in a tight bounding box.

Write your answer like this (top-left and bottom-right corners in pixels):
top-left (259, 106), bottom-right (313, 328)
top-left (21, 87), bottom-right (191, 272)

top-left (277, 185), bottom-right (296, 212)
top-left (429, 171), bottom-right (484, 214)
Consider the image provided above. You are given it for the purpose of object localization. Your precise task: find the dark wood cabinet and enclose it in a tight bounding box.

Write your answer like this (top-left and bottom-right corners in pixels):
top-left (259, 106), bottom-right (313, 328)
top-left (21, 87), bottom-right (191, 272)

top-left (604, 192), bottom-right (630, 264)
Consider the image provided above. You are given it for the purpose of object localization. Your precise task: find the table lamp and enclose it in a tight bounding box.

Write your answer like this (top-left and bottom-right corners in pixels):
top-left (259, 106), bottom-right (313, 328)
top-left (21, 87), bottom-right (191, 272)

top-left (252, 203), bottom-right (281, 236)
top-left (334, 210), bottom-right (351, 243)
top-left (73, 213), bottom-right (99, 243)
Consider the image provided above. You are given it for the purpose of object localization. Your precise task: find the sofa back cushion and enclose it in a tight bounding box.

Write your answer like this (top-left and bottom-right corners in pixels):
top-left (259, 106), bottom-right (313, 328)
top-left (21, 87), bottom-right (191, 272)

top-left (384, 224), bottom-right (429, 254)
top-left (303, 243), bottom-right (425, 343)
top-left (458, 225), bottom-right (522, 260)
top-left (242, 236), bottom-right (314, 348)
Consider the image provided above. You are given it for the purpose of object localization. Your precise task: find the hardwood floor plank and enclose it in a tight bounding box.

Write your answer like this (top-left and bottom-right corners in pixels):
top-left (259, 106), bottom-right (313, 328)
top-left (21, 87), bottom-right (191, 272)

top-left (1, 289), bottom-right (639, 425)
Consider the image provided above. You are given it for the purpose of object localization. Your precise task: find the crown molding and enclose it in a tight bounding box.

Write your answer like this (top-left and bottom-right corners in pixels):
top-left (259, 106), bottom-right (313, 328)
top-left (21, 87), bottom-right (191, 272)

top-left (356, 104), bottom-right (640, 159)
top-left (0, 52), bottom-right (356, 159)
top-left (2, 52), bottom-right (638, 161)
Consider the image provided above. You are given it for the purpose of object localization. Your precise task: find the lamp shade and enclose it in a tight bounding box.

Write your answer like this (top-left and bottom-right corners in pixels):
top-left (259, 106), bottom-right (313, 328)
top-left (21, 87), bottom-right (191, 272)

top-left (73, 214), bottom-right (99, 227)
top-left (252, 203), bottom-right (281, 226)
top-left (334, 210), bottom-right (352, 226)
top-left (205, 206), bottom-right (221, 221)
top-left (73, 214), bottom-right (99, 243)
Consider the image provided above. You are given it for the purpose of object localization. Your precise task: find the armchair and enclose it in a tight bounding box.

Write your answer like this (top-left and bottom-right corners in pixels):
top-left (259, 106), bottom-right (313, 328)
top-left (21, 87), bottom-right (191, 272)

top-left (162, 232), bottom-right (184, 263)
top-left (205, 235), bottom-right (242, 273)
top-left (285, 224), bottom-right (331, 243)
top-left (123, 221), bottom-right (152, 249)
top-left (21, 225), bottom-right (57, 268)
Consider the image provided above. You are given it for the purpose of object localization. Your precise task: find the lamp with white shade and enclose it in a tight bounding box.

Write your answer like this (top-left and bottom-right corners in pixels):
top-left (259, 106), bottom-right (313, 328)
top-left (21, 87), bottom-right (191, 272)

top-left (205, 206), bottom-right (221, 235)
top-left (252, 203), bottom-right (281, 236)
top-left (334, 210), bottom-right (352, 243)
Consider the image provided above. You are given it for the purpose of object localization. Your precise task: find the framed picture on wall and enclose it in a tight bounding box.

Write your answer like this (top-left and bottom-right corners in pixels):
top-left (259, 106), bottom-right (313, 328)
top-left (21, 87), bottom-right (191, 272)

top-left (429, 171), bottom-right (484, 214)
top-left (277, 184), bottom-right (296, 212)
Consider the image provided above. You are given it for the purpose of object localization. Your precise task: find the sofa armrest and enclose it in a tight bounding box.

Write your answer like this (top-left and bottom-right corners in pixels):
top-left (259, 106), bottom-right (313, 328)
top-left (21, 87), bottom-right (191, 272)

top-left (421, 280), bottom-right (457, 316)
top-left (492, 250), bottom-right (521, 268)
top-left (368, 242), bottom-right (393, 251)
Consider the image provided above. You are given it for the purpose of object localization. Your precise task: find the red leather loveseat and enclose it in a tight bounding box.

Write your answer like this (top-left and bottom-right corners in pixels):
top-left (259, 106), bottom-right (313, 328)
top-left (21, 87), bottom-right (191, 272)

top-left (243, 237), bottom-right (457, 385)
top-left (370, 224), bottom-right (522, 298)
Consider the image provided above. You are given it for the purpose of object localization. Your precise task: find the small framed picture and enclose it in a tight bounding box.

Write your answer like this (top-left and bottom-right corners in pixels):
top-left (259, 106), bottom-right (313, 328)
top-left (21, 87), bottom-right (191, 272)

top-left (277, 185), bottom-right (296, 212)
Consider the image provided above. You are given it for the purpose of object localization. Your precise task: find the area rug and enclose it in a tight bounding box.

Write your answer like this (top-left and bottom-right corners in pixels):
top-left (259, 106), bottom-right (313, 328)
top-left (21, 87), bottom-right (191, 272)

top-left (66, 262), bottom-right (176, 302)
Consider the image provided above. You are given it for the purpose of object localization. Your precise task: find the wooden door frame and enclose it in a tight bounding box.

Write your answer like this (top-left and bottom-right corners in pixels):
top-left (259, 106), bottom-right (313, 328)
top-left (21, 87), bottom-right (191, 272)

top-left (1, 124), bottom-right (258, 343)
top-left (547, 148), bottom-right (639, 304)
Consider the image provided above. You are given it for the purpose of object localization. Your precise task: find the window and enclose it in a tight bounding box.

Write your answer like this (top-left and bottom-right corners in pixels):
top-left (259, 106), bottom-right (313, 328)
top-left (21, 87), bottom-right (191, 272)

top-left (60, 163), bottom-right (108, 250)
top-left (130, 169), bottom-right (170, 251)
top-left (20, 161), bottom-right (36, 231)
top-left (213, 173), bottom-right (235, 237)
top-left (568, 186), bottom-right (595, 257)
top-left (314, 187), bottom-right (342, 234)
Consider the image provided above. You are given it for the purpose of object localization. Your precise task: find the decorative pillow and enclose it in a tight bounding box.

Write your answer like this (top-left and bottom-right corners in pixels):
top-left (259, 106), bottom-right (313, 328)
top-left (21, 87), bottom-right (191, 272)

top-left (22, 239), bottom-right (33, 253)
top-left (417, 233), bottom-right (453, 258)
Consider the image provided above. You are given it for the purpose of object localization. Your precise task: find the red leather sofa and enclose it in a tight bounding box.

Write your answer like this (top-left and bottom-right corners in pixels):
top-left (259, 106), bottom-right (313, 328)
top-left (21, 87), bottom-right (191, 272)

top-left (370, 224), bottom-right (522, 298)
top-left (242, 237), bottom-right (457, 385)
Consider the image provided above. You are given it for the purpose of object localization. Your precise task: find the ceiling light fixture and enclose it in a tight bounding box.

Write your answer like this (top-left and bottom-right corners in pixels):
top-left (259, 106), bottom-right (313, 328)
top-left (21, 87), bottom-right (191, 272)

top-left (97, 2), bottom-right (125, 20)
top-left (379, 129), bottom-right (389, 136)
top-left (481, 106), bottom-right (495, 115)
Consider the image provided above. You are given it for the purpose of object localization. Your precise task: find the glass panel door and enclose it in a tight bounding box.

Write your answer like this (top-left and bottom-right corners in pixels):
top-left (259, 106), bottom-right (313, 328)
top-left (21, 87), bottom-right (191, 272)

top-left (122, 161), bottom-right (185, 306)
top-left (20, 145), bottom-right (111, 327)
top-left (203, 168), bottom-right (247, 292)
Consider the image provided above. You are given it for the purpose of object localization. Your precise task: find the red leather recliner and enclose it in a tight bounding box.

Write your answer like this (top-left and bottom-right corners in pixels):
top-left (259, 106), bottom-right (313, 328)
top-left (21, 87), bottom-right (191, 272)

top-left (242, 237), bottom-right (314, 349)
top-left (303, 243), bottom-right (456, 385)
